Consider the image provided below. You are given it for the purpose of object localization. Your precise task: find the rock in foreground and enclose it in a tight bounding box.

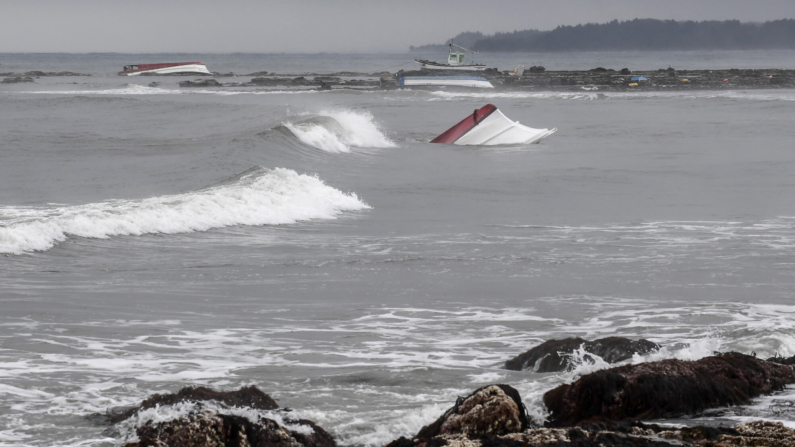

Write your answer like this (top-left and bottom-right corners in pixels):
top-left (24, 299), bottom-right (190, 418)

top-left (543, 353), bottom-right (795, 427)
top-left (125, 410), bottom-right (335, 447)
top-left (387, 383), bottom-right (795, 447)
top-left (504, 337), bottom-right (659, 372)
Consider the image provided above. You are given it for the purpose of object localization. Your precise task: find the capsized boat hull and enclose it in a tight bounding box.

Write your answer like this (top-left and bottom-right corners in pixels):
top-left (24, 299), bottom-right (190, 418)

top-left (118, 62), bottom-right (212, 76)
top-left (431, 104), bottom-right (557, 145)
top-left (399, 76), bottom-right (493, 89)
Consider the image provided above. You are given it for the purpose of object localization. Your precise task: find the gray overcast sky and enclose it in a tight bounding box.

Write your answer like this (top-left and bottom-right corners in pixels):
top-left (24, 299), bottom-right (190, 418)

top-left (2, 0), bottom-right (795, 53)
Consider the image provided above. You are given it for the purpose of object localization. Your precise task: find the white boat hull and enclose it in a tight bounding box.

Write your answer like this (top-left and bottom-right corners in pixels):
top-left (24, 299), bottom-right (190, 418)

top-left (122, 64), bottom-right (213, 76)
top-left (454, 109), bottom-right (557, 145)
top-left (400, 76), bottom-right (493, 89)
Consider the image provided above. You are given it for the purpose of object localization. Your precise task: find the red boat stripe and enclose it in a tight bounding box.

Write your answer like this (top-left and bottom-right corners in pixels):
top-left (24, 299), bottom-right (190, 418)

top-left (430, 104), bottom-right (498, 144)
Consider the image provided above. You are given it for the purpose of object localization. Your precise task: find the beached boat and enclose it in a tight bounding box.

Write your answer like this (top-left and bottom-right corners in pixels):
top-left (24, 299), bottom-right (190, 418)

top-left (415, 41), bottom-right (487, 72)
top-left (431, 104), bottom-right (557, 145)
top-left (399, 76), bottom-right (493, 89)
top-left (118, 62), bottom-right (212, 76)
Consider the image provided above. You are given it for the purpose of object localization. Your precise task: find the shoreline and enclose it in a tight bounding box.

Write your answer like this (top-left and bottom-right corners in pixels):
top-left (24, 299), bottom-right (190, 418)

top-left (4, 67), bottom-right (795, 92)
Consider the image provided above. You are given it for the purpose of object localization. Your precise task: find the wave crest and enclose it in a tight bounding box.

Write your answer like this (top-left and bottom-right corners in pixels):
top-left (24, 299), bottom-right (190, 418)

top-left (283, 110), bottom-right (396, 153)
top-left (0, 167), bottom-right (370, 254)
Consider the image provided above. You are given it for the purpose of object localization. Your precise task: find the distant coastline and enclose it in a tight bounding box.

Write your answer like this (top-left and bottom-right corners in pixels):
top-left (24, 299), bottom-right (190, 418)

top-left (410, 19), bottom-right (795, 53)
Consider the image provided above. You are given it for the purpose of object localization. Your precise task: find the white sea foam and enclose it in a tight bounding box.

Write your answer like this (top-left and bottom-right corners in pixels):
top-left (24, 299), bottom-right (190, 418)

top-left (0, 167), bottom-right (369, 254)
top-left (283, 110), bottom-right (396, 153)
top-left (429, 89), bottom-right (795, 102)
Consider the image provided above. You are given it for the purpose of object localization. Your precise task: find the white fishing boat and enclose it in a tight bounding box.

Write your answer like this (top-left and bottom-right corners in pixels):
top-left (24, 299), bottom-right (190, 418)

top-left (118, 62), bottom-right (212, 76)
top-left (398, 76), bottom-right (493, 89)
top-left (414, 40), bottom-right (487, 72)
top-left (431, 104), bottom-right (557, 145)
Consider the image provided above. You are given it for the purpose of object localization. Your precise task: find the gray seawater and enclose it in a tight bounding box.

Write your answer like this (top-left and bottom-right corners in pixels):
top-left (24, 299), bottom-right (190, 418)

top-left (2, 51), bottom-right (795, 447)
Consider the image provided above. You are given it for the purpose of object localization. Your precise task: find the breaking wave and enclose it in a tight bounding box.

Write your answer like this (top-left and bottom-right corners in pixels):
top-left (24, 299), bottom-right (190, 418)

top-left (0, 167), bottom-right (370, 254)
top-left (282, 110), bottom-right (396, 153)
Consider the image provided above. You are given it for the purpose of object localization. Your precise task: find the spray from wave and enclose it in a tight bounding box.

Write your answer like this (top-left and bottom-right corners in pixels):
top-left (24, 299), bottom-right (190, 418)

top-left (282, 110), bottom-right (396, 153)
top-left (0, 167), bottom-right (370, 255)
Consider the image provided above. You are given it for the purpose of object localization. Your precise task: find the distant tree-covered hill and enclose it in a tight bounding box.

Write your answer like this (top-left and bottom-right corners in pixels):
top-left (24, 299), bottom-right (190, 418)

top-left (409, 32), bottom-right (487, 52)
top-left (410, 19), bottom-right (795, 52)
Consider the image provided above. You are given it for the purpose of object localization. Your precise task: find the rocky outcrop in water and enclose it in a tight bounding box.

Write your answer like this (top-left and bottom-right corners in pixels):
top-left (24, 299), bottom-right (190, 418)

top-left (104, 386), bottom-right (334, 447)
top-left (1, 76), bottom-right (34, 83)
top-left (504, 337), bottom-right (659, 372)
top-left (106, 385), bottom-right (278, 424)
top-left (178, 79), bottom-right (222, 87)
top-left (543, 353), bottom-right (795, 427)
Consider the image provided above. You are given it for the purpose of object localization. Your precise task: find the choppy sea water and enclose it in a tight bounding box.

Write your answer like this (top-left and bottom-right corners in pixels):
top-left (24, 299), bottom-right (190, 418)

top-left (2, 51), bottom-right (795, 447)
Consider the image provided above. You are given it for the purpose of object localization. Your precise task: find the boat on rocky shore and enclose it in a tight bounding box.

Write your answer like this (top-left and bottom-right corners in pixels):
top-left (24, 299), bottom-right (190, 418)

top-left (415, 40), bottom-right (487, 72)
top-left (118, 62), bottom-right (212, 76)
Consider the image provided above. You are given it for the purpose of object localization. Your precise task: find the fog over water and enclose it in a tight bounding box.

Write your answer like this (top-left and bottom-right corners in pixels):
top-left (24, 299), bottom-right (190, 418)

top-left (2, 51), bottom-right (795, 446)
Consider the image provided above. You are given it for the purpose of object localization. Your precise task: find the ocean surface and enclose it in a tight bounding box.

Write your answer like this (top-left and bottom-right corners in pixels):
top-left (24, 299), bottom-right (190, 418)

top-left (2, 51), bottom-right (795, 447)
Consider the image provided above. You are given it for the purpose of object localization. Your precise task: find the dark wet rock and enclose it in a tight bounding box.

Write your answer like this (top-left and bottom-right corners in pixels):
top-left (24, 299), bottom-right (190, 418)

top-left (291, 76), bottom-right (308, 85)
top-left (527, 66), bottom-right (545, 73)
top-left (543, 353), bottom-right (795, 427)
top-left (124, 411), bottom-right (336, 447)
top-left (106, 385), bottom-right (278, 423)
top-left (768, 353), bottom-right (795, 365)
top-left (148, 82), bottom-right (160, 87)
top-left (179, 79), bottom-right (221, 87)
top-left (620, 68), bottom-right (631, 75)
top-left (318, 82), bottom-right (332, 91)
top-left (246, 71), bottom-right (270, 76)
top-left (504, 337), bottom-right (659, 372)
top-left (2, 76), bottom-right (34, 83)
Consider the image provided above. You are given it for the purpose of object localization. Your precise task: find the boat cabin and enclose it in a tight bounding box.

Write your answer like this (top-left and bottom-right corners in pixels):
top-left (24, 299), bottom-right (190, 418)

top-left (447, 53), bottom-right (465, 66)
top-left (123, 65), bottom-right (139, 72)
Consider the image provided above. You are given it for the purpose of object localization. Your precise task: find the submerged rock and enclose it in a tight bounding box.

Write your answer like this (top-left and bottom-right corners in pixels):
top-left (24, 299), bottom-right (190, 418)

top-left (504, 337), bottom-right (659, 372)
top-left (543, 353), bottom-right (795, 427)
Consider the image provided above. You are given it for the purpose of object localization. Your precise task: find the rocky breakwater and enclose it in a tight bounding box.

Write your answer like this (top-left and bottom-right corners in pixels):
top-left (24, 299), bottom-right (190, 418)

top-left (96, 385), bottom-right (336, 447)
top-left (0, 71), bottom-right (90, 77)
top-left (504, 337), bottom-right (659, 372)
top-left (488, 66), bottom-right (795, 91)
top-left (385, 382), bottom-right (795, 447)
top-left (2, 76), bottom-right (35, 83)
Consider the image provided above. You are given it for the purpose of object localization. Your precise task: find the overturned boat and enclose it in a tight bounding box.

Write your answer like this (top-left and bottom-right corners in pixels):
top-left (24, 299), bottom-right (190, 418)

top-left (431, 104), bottom-right (557, 145)
top-left (415, 40), bottom-right (487, 72)
top-left (399, 76), bottom-right (493, 89)
top-left (118, 62), bottom-right (212, 76)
